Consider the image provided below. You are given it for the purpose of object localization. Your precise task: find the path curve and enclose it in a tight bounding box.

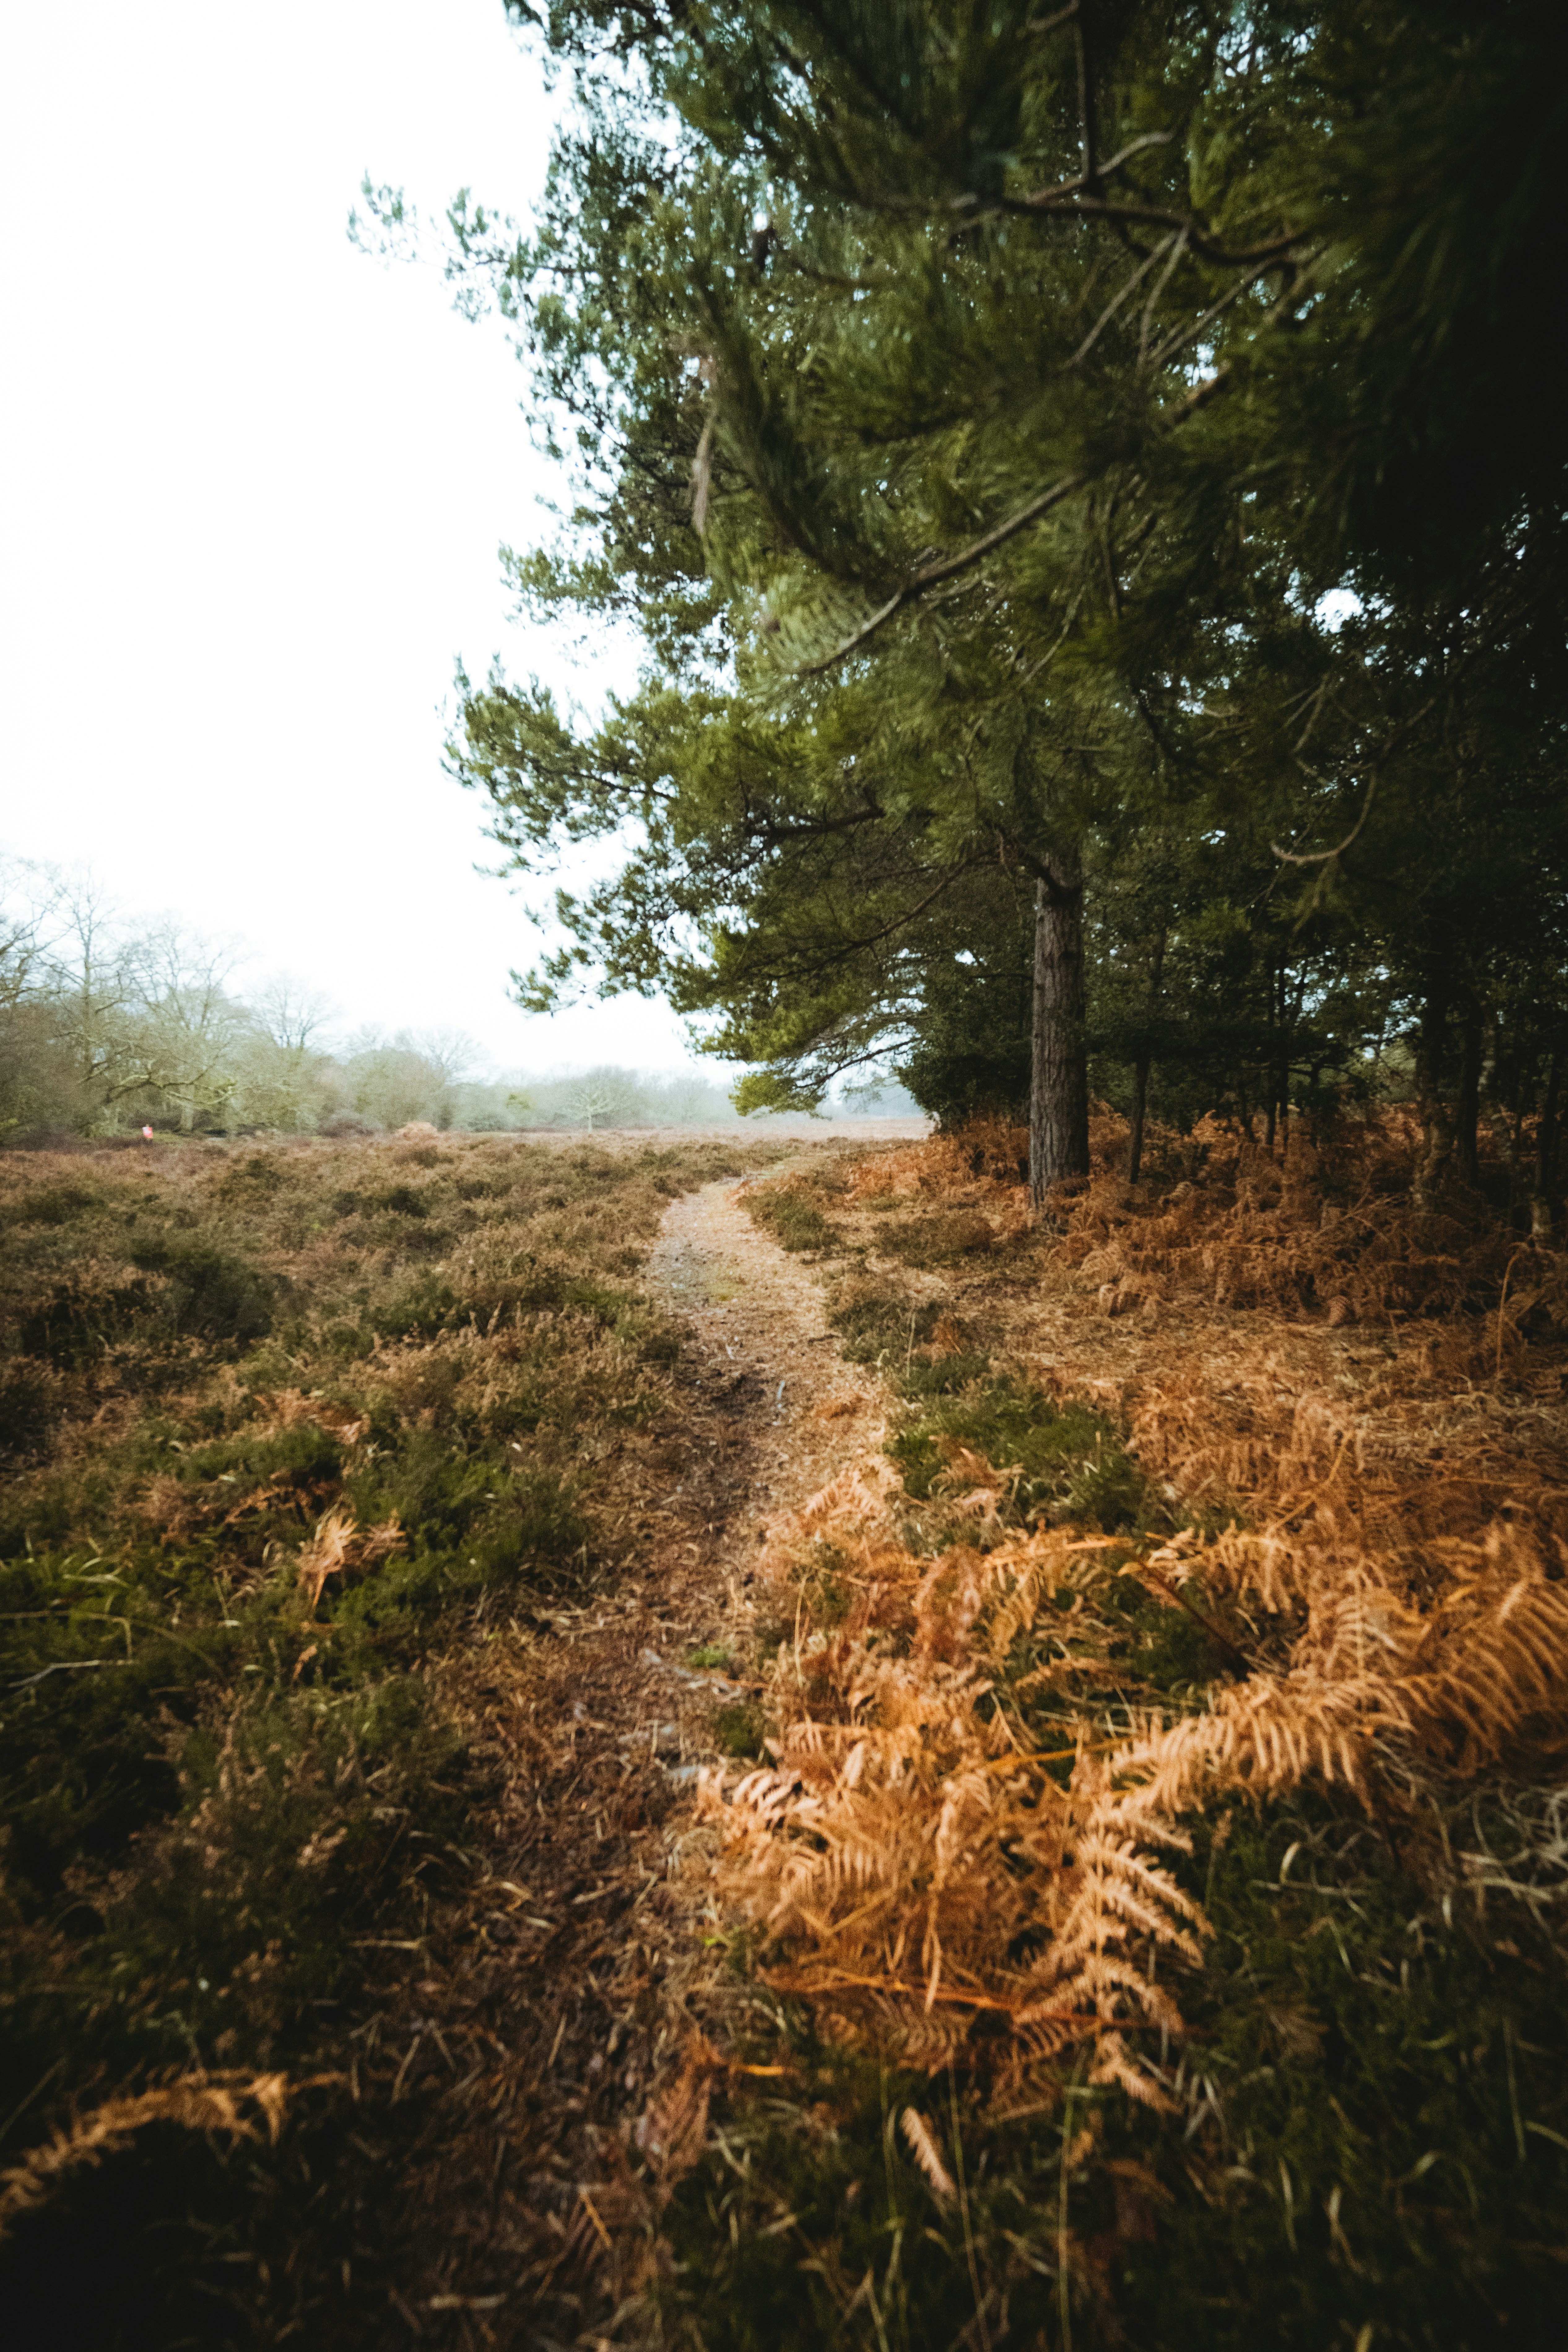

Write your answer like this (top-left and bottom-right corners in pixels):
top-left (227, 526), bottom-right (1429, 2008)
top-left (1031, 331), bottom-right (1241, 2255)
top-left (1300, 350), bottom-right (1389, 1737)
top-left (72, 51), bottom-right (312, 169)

top-left (646, 1176), bottom-right (884, 1562)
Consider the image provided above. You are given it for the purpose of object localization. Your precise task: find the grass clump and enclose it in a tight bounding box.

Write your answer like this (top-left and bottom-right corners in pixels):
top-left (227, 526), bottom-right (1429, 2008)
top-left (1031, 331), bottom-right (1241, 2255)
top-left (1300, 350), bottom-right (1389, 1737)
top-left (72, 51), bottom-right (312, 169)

top-left (828, 1287), bottom-right (943, 1366)
top-left (712, 1700), bottom-right (770, 1759)
top-left (890, 1373), bottom-right (1148, 1533)
top-left (879, 1205), bottom-right (998, 1264)
top-left (744, 1172), bottom-right (847, 1256)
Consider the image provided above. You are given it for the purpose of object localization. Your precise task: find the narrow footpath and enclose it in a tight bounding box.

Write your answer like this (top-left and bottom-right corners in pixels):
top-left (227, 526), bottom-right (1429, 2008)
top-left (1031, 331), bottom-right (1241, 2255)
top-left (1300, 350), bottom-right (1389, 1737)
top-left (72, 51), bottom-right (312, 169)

top-left (400, 1168), bottom-right (883, 2336)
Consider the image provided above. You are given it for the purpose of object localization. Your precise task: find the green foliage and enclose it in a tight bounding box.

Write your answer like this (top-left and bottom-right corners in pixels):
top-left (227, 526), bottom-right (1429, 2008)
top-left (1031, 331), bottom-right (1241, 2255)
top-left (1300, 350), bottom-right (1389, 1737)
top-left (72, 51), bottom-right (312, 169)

top-left (889, 1376), bottom-right (1146, 1533)
top-left (712, 1701), bottom-right (770, 1760)
top-left (418, 0), bottom-right (1568, 1192)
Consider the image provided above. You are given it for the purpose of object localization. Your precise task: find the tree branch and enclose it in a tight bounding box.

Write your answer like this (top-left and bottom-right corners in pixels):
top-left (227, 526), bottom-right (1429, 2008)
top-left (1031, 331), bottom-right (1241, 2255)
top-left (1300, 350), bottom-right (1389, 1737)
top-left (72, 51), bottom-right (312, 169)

top-left (798, 472), bottom-right (1089, 675)
top-left (798, 365), bottom-right (1232, 677)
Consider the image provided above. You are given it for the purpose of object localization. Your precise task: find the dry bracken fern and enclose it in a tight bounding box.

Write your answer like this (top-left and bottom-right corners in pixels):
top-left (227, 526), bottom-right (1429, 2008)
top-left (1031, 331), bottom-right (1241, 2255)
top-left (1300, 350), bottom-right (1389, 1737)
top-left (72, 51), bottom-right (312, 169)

top-left (712, 1111), bottom-right (1568, 2106)
top-left (0, 2072), bottom-right (310, 2241)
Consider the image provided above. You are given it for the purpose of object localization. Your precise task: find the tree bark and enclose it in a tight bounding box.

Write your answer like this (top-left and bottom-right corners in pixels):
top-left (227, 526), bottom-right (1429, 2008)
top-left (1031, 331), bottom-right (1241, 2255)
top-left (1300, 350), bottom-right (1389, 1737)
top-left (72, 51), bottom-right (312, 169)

top-left (1456, 1002), bottom-right (1483, 1190)
top-left (1532, 1044), bottom-right (1562, 1237)
top-left (1413, 978), bottom-right (1454, 1212)
top-left (1264, 959), bottom-right (1277, 1156)
top-left (1029, 849), bottom-right (1090, 1208)
top-left (1127, 925), bottom-right (1166, 1185)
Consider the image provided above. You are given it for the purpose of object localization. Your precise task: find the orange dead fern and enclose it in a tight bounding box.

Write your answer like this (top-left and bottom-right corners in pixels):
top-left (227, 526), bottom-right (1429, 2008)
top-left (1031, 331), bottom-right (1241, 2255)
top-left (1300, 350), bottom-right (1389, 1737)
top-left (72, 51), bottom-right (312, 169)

top-left (296, 1507), bottom-right (404, 1609)
top-left (0, 2072), bottom-right (334, 2241)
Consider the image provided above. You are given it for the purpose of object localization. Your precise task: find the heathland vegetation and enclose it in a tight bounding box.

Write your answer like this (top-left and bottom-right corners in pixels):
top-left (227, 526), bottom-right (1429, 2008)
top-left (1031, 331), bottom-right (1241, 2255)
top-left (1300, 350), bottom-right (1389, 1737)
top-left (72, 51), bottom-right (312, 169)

top-left (0, 1124), bottom-right (793, 2337)
top-left (684, 1117), bottom-right (1568, 2351)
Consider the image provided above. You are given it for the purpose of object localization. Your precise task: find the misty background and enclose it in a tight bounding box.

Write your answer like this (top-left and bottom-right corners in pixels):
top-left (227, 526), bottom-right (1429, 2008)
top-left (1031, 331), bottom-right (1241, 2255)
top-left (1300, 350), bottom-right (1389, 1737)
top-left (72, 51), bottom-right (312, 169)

top-left (0, 0), bottom-right (762, 1097)
top-left (0, 856), bottom-right (918, 1138)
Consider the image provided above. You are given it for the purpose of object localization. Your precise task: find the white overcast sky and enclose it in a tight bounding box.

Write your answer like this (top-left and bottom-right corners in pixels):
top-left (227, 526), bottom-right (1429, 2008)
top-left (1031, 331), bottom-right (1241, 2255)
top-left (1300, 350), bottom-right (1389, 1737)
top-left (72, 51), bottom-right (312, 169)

top-left (0, 0), bottom-right (701, 1074)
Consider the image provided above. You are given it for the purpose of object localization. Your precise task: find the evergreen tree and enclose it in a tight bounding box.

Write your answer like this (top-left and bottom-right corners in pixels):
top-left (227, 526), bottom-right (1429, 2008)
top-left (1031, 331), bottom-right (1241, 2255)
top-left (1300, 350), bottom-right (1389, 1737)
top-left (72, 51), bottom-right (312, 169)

top-left (407, 0), bottom-right (1568, 1198)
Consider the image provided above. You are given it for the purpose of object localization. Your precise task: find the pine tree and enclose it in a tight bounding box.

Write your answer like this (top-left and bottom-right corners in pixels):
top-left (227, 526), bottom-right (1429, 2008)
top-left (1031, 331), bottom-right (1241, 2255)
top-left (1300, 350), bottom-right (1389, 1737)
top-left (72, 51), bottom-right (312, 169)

top-left (416, 0), bottom-right (1568, 1198)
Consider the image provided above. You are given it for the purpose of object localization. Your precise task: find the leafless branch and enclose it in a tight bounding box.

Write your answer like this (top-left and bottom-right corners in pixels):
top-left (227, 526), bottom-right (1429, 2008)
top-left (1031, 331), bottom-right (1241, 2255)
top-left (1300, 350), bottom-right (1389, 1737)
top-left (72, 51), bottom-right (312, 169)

top-left (1271, 774), bottom-right (1380, 867)
top-left (1138, 227), bottom-right (1190, 367)
top-left (798, 472), bottom-right (1088, 675)
top-left (1019, 130), bottom-right (1174, 212)
top-left (1271, 689), bottom-right (1446, 867)
top-left (1025, 3), bottom-right (1080, 33)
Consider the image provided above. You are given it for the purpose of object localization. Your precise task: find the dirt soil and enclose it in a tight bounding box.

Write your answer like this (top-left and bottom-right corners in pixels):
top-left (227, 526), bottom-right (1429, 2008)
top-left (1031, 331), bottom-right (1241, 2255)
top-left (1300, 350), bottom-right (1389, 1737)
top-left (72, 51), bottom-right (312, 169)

top-left (392, 1163), bottom-right (885, 2336)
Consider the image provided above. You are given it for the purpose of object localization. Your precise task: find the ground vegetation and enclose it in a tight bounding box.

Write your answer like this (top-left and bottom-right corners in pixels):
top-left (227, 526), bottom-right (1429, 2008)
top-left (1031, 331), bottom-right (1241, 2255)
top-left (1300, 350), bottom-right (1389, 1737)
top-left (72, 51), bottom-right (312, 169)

top-left (0, 1126), bottom-right (790, 2343)
top-left (653, 1111), bottom-right (1568, 2349)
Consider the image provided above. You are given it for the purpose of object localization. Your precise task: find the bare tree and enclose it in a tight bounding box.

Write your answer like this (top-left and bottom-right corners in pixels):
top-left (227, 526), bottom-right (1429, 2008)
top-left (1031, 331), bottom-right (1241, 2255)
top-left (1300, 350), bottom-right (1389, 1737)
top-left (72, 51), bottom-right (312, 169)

top-left (566, 1067), bottom-right (642, 1130)
top-left (43, 868), bottom-right (141, 1123)
top-left (118, 924), bottom-right (252, 1131)
top-left (0, 856), bottom-right (57, 1015)
top-left (252, 974), bottom-right (336, 1053)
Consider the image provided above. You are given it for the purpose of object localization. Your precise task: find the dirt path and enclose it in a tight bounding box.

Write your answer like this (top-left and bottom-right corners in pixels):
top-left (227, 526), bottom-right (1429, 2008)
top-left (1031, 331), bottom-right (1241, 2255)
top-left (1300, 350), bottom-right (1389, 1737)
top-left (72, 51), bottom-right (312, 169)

top-left (647, 1174), bottom-right (883, 1544)
top-left (405, 1169), bottom-right (881, 2331)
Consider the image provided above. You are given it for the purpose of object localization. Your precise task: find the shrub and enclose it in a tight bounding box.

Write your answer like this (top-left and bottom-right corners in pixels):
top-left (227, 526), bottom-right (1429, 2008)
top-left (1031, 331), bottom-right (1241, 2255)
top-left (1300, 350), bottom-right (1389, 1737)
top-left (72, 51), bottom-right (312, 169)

top-left (744, 1182), bottom-right (845, 1255)
top-left (890, 1375), bottom-right (1146, 1532)
top-left (127, 1241), bottom-right (274, 1344)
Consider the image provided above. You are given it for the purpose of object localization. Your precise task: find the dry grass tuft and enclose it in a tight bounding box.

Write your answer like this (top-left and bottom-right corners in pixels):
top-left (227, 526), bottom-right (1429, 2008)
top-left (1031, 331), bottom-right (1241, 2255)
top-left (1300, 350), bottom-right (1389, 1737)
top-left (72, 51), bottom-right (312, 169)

top-left (294, 1504), bottom-right (405, 1607)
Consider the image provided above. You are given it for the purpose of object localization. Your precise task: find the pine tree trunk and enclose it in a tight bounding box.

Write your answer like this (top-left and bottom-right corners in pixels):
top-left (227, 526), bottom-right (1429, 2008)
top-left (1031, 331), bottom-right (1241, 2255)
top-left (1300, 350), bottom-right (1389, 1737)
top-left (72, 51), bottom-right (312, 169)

top-left (1278, 965), bottom-right (1294, 1159)
top-left (1532, 1045), bottom-right (1562, 1237)
top-left (1457, 1003), bottom-right (1483, 1189)
top-left (1128, 1054), bottom-right (1151, 1184)
top-left (1264, 959), bottom-right (1278, 1154)
top-left (1127, 927), bottom-right (1165, 1186)
top-left (1029, 853), bottom-right (1090, 1209)
top-left (1413, 978), bottom-right (1454, 1212)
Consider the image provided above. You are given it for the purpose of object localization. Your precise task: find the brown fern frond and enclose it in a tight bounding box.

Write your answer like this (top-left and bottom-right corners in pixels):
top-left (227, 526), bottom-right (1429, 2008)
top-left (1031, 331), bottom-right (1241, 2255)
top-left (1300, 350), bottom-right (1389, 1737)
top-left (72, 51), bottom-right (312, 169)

top-left (0, 2072), bottom-right (307, 2241)
top-left (900, 2106), bottom-right (957, 2200)
top-left (296, 1507), bottom-right (404, 1607)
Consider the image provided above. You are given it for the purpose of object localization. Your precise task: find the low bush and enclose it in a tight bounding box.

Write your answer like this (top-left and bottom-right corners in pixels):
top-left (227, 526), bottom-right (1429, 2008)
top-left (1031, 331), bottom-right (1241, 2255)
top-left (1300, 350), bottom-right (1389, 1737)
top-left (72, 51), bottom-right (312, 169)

top-left (745, 1175), bottom-right (846, 1255)
top-left (889, 1374), bottom-right (1147, 1532)
top-left (828, 1286), bottom-right (942, 1365)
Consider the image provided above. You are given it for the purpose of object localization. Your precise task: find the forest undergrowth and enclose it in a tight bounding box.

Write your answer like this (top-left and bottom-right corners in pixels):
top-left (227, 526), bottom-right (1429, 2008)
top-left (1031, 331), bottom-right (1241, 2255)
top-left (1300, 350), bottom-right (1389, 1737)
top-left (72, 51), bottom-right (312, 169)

top-left (0, 1127), bottom-right (795, 2347)
top-left (661, 1110), bottom-right (1568, 2352)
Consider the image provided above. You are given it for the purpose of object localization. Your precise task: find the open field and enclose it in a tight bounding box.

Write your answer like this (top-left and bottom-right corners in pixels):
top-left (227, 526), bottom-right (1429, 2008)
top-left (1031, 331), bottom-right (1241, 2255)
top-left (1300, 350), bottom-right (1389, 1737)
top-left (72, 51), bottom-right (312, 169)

top-left (3, 1114), bottom-right (1566, 2348)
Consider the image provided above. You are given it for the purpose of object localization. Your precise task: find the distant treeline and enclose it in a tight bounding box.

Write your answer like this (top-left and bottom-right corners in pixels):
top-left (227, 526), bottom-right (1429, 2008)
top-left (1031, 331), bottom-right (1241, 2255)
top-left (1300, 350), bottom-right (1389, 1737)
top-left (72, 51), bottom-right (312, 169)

top-left (0, 860), bottom-right (916, 1140)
